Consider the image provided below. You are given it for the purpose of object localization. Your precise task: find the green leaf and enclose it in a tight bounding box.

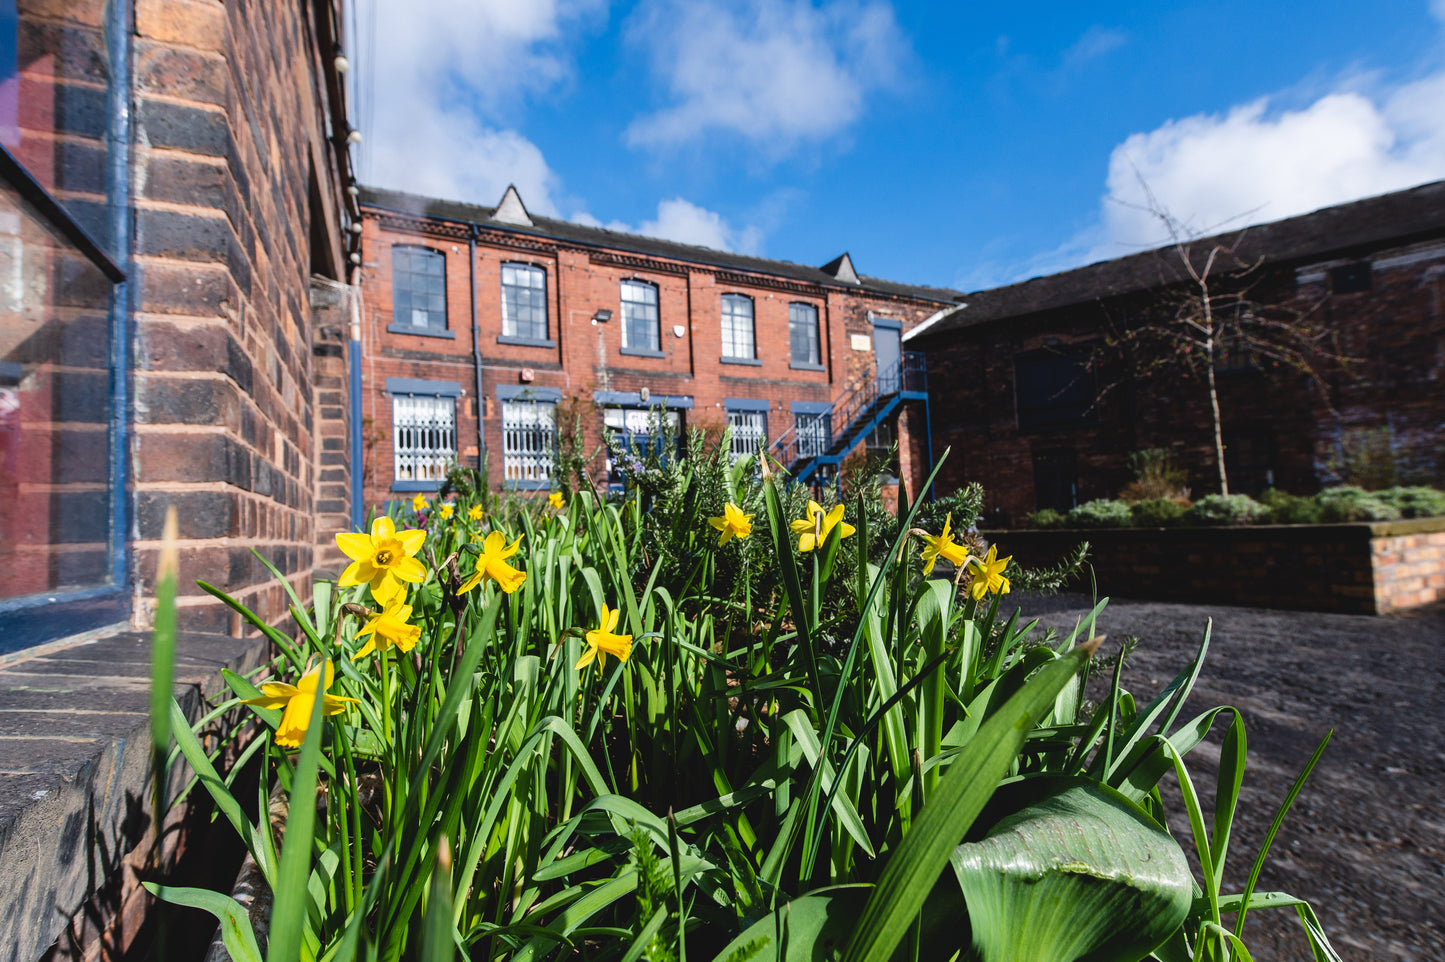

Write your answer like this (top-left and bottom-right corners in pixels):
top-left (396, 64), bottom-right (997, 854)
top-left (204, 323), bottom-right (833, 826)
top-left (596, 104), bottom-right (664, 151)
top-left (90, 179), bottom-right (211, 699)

top-left (144, 883), bottom-right (263, 962)
top-left (266, 676), bottom-right (329, 962)
top-left (949, 778), bottom-right (1193, 962)
top-left (711, 885), bottom-right (872, 962)
top-left (842, 638), bottom-right (1099, 962)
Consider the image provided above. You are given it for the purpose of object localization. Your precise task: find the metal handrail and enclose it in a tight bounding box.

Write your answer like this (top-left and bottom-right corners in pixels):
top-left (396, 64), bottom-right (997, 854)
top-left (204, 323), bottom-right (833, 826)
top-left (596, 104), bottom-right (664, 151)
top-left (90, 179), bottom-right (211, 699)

top-left (770, 351), bottom-right (926, 471)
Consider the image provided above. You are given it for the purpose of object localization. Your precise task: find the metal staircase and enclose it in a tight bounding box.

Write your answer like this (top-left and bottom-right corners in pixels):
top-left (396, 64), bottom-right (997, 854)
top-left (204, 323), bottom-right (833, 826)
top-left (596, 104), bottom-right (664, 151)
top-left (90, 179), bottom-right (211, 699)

top-left (771, 351), bottom-right (929, 489)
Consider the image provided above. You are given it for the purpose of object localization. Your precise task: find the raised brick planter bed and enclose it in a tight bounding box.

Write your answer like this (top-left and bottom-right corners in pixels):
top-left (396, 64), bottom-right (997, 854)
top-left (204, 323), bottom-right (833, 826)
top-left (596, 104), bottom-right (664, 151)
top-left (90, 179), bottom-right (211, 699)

top-left (985, 518), bottom-right (1445, 614)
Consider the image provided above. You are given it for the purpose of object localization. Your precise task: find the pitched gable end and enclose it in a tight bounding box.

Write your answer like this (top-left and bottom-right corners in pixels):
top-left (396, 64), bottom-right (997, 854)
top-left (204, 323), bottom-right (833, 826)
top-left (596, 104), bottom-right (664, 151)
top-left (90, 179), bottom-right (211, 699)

top-left (820, 252), bottom-right (860, 285)
top-left (491, 185), bottom-right (534, 226)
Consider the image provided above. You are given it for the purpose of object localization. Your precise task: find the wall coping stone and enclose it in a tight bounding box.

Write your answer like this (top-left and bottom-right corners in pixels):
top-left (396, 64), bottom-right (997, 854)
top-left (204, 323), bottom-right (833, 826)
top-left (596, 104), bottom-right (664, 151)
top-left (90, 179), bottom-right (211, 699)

top-left (0, 628), bottom-right (271, 962)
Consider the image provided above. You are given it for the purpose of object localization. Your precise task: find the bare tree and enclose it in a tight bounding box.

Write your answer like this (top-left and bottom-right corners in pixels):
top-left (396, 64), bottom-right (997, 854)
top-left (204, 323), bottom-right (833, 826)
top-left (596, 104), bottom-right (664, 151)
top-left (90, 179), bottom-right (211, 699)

top-left (1091, 180), bottom-right (1347, 495)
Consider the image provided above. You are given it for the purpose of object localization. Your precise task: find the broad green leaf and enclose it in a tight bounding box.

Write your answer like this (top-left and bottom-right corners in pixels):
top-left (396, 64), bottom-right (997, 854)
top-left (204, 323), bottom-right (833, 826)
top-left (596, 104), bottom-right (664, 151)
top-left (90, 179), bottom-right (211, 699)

top-left (950, 778), bottom-right (1192, 962)
top-left (144, 883), bottom-right (263, 962)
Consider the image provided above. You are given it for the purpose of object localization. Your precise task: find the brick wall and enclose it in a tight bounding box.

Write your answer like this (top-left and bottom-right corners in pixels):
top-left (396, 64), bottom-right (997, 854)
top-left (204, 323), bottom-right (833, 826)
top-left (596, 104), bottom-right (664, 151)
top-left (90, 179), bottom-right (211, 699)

top-left (987, 518), bottom-right (1445, 614)
top-left (925, 240), bottom-right (1445, 521)
top-left (310, 277), bottom-right (353, 574)
top-left (358, 210), bottom-right (942, 507)
top-left (130, 0), bottom-right (349, 632)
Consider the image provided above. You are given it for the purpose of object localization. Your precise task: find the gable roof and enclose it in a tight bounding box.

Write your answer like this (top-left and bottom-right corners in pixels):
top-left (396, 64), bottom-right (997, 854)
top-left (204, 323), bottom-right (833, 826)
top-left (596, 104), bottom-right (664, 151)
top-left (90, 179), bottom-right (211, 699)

top-left (359, 185), bottom-right (964, 305)
top-left (907, 179), bottom-right (1445, 343)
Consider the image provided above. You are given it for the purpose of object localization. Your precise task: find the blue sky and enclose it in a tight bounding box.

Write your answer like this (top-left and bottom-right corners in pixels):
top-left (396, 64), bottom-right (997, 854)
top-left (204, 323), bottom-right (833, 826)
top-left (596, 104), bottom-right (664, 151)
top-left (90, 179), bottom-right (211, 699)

top-left (350, 1), bottom-right (1445, 292)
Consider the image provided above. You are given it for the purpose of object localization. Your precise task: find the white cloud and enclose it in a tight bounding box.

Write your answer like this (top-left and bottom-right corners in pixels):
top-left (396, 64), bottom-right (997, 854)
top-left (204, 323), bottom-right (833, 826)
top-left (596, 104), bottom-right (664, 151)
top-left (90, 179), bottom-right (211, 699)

top-left (1060, 26), bottom-right (1127, 71)
top-left (622, 0), bottom-right (910, 153)
top-left (572, 198), bottom-right (764, 254)
top-left (353, 0), bottom-right (605, 213)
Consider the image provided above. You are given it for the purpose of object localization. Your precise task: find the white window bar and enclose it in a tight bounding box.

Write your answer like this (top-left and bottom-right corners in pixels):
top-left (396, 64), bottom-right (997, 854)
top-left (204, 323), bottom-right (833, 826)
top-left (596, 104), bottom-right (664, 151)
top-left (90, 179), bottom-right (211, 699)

top-left (795, 412), bottom-right (831, 460)
top-left (393, 395), bottom-right (456, 482)
top-left (501, 400), bottom-right (556, 484)
top-left (727, 410), bottom-right (766, 462)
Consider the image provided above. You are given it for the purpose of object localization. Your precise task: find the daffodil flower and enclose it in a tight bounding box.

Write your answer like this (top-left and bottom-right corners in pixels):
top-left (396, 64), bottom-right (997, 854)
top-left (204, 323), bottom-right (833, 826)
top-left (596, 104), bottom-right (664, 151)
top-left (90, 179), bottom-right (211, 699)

top-left (242, 661), bottom-right (358, 749)
top-left (459, 530), bottom-right (527, 594)
top-left (439, 503), bottom-right (454, 520)
top-left (548, 491), bottom-right (565, 510)
top-left (708, 502), bottom-right (753, 546)
top-left (468, 504), bottom-right (484, 521)
top-left (337, 516), bottom-right (427, 605)
top-left (352, 597), bottom-right (421, 660)
top-left (412, 494), bottom-right (429, 513)
top-left (575, 604), bottom-right (633, 671)
top-left (968, 544), bottom-right (1012, 601)
top-left (789, 500), bottom-right (855, 553)
top-left (919, 512), bottom-right (969, 575)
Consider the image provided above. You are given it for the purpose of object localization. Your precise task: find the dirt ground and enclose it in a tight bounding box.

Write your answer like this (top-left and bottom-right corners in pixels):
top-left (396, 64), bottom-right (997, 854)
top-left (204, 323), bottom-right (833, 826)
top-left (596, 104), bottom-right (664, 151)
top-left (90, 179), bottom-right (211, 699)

top-left (1007, 592), bottom-right (1445, 962)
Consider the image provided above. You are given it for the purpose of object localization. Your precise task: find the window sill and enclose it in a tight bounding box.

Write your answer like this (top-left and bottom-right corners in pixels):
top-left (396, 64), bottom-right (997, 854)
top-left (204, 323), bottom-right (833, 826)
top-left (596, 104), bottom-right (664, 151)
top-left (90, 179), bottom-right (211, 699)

top-left (386, 323), bottom-right (456, 339)
top-left (503, 479), bottom-right (552, 491)
top-left (497, 335), bottom-right (556, 349)
top-left (789, 361), bottom-right (827, 372)
top-left (720, 356), bottom-right (763, 367)
top-left (390, 480), bottom-right (444, 492)
top-left (619, 346), bottom-right (666, 359)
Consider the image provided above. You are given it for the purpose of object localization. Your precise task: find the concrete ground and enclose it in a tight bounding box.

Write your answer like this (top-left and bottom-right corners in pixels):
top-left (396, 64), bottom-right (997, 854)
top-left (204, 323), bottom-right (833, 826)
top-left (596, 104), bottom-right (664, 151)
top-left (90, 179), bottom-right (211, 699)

top-left (1009, 592), bottom-right (1445, 962)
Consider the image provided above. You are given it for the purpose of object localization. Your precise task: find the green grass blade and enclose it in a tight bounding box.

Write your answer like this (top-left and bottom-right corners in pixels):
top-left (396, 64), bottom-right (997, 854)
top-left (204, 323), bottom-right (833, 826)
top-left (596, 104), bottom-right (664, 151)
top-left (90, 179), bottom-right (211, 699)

top-left (265, 685), bottom-right (329, 962)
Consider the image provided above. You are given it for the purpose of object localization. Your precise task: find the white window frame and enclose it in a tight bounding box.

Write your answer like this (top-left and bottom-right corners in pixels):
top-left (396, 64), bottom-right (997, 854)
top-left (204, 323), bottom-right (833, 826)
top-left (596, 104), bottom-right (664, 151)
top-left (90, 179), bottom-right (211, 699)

top-left (721, 293), bottom-right (755, 360)
top-left (620, 279), bottom-right (660, 352)
top-left (501, 399), bottom-right (556, 486)
top-left (393, 394), bottom-right (456, 483)
top-left (726, 409), bottom-right (767, 462)
top-left (500, 262), bottom-right (548, 341)
top-left (789, 302), bottom-right (821, 367)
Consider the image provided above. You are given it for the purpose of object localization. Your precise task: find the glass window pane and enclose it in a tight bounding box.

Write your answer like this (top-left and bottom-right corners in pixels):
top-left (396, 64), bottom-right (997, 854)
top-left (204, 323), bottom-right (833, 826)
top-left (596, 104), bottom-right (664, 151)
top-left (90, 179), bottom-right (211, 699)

top-left (502, 264), bottom-right (547, 340)
top-left (721, 294), bottom-right (754, 359)
top-left (0, 177), bottom-right (116, 600)
top-left (790, 303), bottom-right (820, 366)
top-left (392, 247), bottom-right (447, 330)
top-left (620, 280), bottom-right (659, 352)
top-left (392, 394), bottom-right (456, 482)
top-left (501, 400), bottom-right (556, 483)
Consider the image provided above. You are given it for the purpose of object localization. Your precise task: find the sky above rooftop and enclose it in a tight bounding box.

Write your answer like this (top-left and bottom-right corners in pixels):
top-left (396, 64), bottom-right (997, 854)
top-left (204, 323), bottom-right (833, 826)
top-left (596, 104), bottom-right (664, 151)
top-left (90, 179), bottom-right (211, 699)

top-left (348, 0), bottom-right (1445, 292)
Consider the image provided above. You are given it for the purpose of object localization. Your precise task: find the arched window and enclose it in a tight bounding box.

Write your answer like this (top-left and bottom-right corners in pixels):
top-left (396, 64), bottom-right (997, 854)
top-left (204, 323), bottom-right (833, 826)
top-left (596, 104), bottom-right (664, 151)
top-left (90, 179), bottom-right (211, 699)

top-left (500, 262), bottom-right (548, 341)
top-left (720, 293), bottom-right (755, 360)
top-left (391, 246), bottom-right (447, 332)
top-left (620, 279), bottom-right (661, 353)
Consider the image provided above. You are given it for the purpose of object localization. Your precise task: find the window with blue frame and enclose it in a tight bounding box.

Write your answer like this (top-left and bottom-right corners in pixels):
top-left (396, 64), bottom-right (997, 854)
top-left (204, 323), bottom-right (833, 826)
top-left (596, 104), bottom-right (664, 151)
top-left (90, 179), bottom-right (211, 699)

top-left (604, 406), bottom-right (680, 487)
top-left (391, 246), bottom-right (448, 333)
top-left (0, 0), bottom-right (128, 650)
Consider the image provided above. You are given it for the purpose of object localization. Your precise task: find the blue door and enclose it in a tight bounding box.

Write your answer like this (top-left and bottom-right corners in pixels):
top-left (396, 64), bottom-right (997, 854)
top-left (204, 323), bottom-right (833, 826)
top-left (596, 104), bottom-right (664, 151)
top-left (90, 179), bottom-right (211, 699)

top-left (873, 320), bottom-right (901, 393)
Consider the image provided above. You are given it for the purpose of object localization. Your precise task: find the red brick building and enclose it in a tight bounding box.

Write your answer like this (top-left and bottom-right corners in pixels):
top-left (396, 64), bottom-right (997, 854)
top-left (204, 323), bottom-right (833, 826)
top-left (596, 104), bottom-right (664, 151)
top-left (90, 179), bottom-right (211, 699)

top-left (356, 186), bottom-right (961, 504)
top-left (908, 181), bottom-right (1445, 523)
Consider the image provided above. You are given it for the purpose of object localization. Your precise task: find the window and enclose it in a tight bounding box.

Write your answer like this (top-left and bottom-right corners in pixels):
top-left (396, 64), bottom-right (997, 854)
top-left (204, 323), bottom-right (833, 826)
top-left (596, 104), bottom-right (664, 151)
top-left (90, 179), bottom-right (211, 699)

top-left (789, 302), bottom-right (822, 368)
top-left (721, 293), bottom-right (756, 360)
top-left (1329, 262), bottom-right (1371, 294)
top-left (1032, 448), bottom-right (1078, 513)
top-left (604, 406), bottom-right (681, 485)
top-left (1014, 352), bottom-right (1093, 431)
top-left (795, 412), bottom-right (831, 459)
top-left (392, 395), bottom-right (456, 485)
top-left (726, 409), bottom-right (767, 462)
top-left (500, 262), bottom-right (548, 342)
top-left (620, 279), bottom-right (660, 353)
top-left (391, 246), bottom-right (447, 332)
top-left (501, 399), bottom-right (556, 486)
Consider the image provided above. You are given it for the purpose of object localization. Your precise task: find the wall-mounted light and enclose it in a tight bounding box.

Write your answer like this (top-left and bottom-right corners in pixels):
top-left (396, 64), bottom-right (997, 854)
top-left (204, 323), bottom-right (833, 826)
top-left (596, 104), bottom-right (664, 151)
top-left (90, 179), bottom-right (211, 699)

top-left (592, 309), bottom-right (613, 324)
top-left (349, 222), bottom-right (363, 234)
top-left (349, 252), bottom-right (361, 265)
top-left (347, 129), bottom-right (363, 144)
top-left (334, 55), bottom-right (350, 74)
top-left (347, 185), bottom-right (360, 197)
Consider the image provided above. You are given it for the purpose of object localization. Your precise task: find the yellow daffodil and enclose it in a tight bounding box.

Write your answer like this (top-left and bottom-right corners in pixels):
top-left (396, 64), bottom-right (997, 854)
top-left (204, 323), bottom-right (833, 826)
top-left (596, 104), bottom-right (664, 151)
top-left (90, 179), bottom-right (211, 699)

top-left (919, 512), bottom-right (969, 575)
top-left (789, 500), bottom-right (856, 553)
top-left (242, 661), bottom-right (358, 749)
top-left (459, 530), bottom-right (527, 594)
top-left (412, 494), bottom-right (429, 512)
top-left (575, 604), bottom-right (633, 671)
top-left (352, 597), bottom-right (421, 660)
top-left (969, 544), bottom-right (1012, 601)
top-left (439, 503), bottom-right (454, 520)
top-left (468, 504), bottom-right (484, 521)
top-left (548, 491), bottom-right (565, 509)
top-left (336, 516), bottom-right (427, 604)
top-left (708, 502), bottom-right (753, 546)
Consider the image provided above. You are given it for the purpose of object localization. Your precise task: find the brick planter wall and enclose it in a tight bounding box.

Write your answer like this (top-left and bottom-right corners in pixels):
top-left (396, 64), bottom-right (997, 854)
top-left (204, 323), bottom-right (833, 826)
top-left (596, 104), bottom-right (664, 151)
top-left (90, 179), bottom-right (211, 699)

top-left (985, 518), bottom-right (1445, 614)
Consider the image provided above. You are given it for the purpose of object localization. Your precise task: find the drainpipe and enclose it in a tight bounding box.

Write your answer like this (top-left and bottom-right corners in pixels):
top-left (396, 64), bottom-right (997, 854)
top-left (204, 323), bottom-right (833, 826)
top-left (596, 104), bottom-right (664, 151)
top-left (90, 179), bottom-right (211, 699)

top-left (349, 265), bottom-right (364, 531)
top-left (108, 0), bottom-right (135, 611)
top-left (469, 228), bottom-right (485, 467)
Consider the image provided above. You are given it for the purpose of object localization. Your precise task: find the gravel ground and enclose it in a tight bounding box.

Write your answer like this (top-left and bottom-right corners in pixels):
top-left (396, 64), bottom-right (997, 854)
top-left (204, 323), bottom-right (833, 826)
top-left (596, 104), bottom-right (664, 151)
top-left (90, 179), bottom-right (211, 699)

top-left (1006, 593), bottom-right (1445, 962)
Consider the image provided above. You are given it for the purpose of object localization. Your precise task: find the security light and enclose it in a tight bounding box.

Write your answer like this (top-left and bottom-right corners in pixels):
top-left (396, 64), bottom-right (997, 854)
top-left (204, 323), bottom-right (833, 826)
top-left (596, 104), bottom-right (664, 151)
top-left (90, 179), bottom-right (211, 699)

top-left (592, 309), bottom-right (613, 323)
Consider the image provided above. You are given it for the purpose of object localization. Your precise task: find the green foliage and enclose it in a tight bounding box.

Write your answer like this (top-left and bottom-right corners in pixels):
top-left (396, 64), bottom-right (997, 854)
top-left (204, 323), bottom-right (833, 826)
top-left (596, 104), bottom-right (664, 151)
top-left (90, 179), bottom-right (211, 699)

top-left (1376, 486), bottom-right (1445, 519)
top-left (1259, 489), bottom-right (1323, 525)
top-left (151, 450), bottom-right (1337, 962)
top-left (1067, 499), bottom-right (1135, 528)
top-left (912, 481), bottom-right (985, 535)
top-left (1120, 448), bottom-right (1190, 502)
top-left (1186, 493), bottom-right (1271, 526)
top-left (1025, 508), bottom-right (1066, 529)
top-left (1315, 485), bottom-right (1402, 522)
top-left (1129, 497), bottom-right (1190, 528)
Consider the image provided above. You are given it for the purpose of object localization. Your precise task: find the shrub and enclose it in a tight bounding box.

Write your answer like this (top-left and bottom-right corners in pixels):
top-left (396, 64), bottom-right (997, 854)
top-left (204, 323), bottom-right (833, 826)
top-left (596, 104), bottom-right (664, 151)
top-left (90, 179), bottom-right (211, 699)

top-left (1025, 508), bottom-right (1066, 529)
top-left (1376, 486), bottom-right (1445, 519)
top-left (1119, 448), bottom-right (1190, 502)
top-left (1066, 499), bottom-right (1134, 528)
top-left (1259, 489), bottom-right (1322, 525)
top-left (1315, 485), bottom-right (1402, 522)
top-left (1130, 497), bottom-right (1189, 527)
top-left (1186, 493), bottom-right (1270, 526)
